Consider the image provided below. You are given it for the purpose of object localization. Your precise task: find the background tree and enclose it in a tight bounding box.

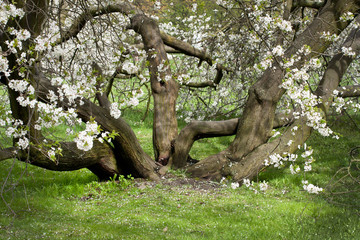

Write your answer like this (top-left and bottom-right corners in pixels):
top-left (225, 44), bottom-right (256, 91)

top-left (0, 0), bottom-right (360, 191)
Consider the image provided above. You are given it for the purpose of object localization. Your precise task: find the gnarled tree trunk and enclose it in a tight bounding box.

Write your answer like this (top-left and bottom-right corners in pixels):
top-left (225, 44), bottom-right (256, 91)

top-left (130, 14), bottom-right (179, 165)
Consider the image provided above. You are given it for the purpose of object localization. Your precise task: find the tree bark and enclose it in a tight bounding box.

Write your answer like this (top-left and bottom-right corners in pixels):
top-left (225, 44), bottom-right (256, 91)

top-left (171, 119), bottom-right (238, 169)
top-left (187, 0), bottom-right (360, 181)
top-left (130, 14), bottom-right (179, 165)
top-left (35, 69), bottom-right (160, 180)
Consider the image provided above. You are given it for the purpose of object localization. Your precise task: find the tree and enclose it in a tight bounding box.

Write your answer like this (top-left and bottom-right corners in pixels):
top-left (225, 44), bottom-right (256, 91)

top-left (1, 0), bottom-right (360, 189)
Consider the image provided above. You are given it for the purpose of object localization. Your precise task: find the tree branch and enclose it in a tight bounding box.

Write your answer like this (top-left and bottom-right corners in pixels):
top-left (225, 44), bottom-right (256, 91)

top-left (159, 31), bottom-right (213, 65)
top-left (34, 66), bottom-right (159, 180)
top-left (171, 113), bottom-right (294, 168)
top-left (54, 2), bottom-right (142, 45)
top-left (182, 81), bottom-right (217, 89)
top-left (316, 16), bottom-right (360, 111)
top-left (54, 2), bottom-right (228, 87)
top-left (92, 62), bottom-right (111, 110)
top-left (135, 43), bottom-right (180, 53)
top-left (172, 119), bottom-right (238, 168)
top-left (337, 85), bottom-right (360, 98)
top-left (0, 147), bottom-right (17, 162)
top-left (187, 0), bottom-right (360, 180)
top-left (160, 31), bottom-right (230, 86)
top-left (292, 0), bottom-right (326, 10)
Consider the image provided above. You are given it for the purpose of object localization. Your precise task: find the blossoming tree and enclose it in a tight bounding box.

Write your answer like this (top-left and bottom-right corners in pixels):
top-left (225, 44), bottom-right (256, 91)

top-left (1, 0), bottom-right (360, 190)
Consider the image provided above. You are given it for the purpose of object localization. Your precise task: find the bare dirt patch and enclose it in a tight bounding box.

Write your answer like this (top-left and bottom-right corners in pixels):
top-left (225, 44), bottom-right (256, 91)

top-left (134, 173), bottom-right (224, 192)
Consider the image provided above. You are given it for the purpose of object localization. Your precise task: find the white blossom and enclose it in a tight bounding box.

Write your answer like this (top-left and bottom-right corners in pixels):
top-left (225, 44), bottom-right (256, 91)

top-left (110, 102), bottom-right (121, 119)
top-left (18, 137), bottom-right (29, 150)
top-left (302, 180), bottom-right (323, 194)
top-left (231, 182), bottom-right (239, 189)
top-left (341, 47), bottom-right (356, 57)
top-left (272, 45), bottom-right (284, 57)
top-left (259, 181), bottom-right (268, 191)
top-left (243, 178), bottom-right (251, 188)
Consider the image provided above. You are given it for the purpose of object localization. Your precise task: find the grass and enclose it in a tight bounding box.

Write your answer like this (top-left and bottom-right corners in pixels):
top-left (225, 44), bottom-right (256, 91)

top-left (0, 112), bottom-right (359, 239)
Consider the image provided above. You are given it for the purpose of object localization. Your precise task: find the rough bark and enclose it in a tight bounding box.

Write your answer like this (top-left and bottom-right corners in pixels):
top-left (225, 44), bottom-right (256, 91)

top-left (172, 119), bottom-right (238, 169)
top-left (337, 85), bottom-right (360, 98)
top-left (187, 0), bottom-right (360, 181)
top-left (130, 14), bottom-right (179, 165)
top-left (35, 69), bottom-right (160, 180)
top-left (0, 148), bottom-right (17, 162)
top-left (20, 141), bottom-right (117, 172)
top-left (316, 16), bottom-right (360, 111)
top-left (292, 0), bottom-right (326, 10)
top-left (92, 62), bottom-right (111, 110)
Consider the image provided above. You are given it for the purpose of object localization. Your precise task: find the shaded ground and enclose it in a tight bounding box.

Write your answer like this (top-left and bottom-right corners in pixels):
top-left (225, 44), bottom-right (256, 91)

top-left (134, 173), bottom-right (225, 192)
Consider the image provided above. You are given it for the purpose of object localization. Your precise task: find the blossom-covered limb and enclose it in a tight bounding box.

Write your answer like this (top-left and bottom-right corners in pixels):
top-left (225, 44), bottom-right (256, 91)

top-left (316, 16), bottom-right (360, 112)
top-left (337, 85), bottom-right (360, 98)
top-left (34, 68), bottom-right (160, 180)
top-left (55, 1), bottom-right (142, 45)
top-left (188, 0), bottom-right (360, 180)
top-left (160, 31), bottom-right (230, 85)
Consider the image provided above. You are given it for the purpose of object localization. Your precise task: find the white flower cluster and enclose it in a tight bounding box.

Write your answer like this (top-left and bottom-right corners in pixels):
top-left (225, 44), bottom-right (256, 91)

top-left (264, 142), bottom-right (316, 175)
top-left (3, 118), bottom-right (29, 150)
top-left (341, 46), bottom-right (356, 57)
top-left (220, 177), bottom-right (268, 193)
top-left (110, 102), bottom-right (121, 119)
top-left (243, 179), bottom-right (268, 193)
top-left (122, 61), bottom-right (138, 75)
top-left (279, 49), bottom-right (336, 137)
top-left (8, 80), bottom-right (30, 93)
top-left (34, 22), bottom-right (60, 53)
top-left (332, 90), bottom-right (360, 117)
top-left (154, 0), bottom-right (161, 10)
top-left (264, 152), bottom-right (298, 168)
top-left (7, 78), bottom-right (81, 131)
top-left (340, 12), bottom-right (354, 22)
top-left (74, 121), bottom-right (100, 151)
top-left (0, 56), bottom-right (10, 77)
top-left (320, 31), bottom-right (338, 42)
top-left (231, 182), bottom-right (239, 189)
top-left (302, 180), bottom-right (323, 194)
top-left (0, 1), bottom-right (25, 24)
top-left (8, 28), bottom-right (31, 41)
top-left (272, 45), bottom-right (285, 57)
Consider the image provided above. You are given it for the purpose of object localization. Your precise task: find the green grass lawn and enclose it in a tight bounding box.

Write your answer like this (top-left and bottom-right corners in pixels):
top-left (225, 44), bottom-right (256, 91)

top-left (0, 112), bottom-right (359, 239)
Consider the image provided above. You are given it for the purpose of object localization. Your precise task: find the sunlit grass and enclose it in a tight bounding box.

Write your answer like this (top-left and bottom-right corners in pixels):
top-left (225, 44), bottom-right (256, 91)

top-left (0, 113), bottom-right (359, 239)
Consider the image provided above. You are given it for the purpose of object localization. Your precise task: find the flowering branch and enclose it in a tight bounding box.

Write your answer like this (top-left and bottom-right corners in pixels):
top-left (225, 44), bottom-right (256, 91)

top-left (182, 81), bottom-right (217, 89)
top-left (53, 1), bottom-right (230, 87)
top-left (55, 2), bottom-right (142, 45)
top-left (337, 85), bottom-right (360, 98)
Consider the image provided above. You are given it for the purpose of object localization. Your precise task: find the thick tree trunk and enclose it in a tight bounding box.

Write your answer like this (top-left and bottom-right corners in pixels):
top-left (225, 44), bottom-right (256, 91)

top-left (130, 14), bottom-right (179, 165)
top-left (35, 70), bottom-right (160, 180)
top-left (186, 0), bottom-right (360, 181)
top-left (20, 141), bottom-right (118, 171)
